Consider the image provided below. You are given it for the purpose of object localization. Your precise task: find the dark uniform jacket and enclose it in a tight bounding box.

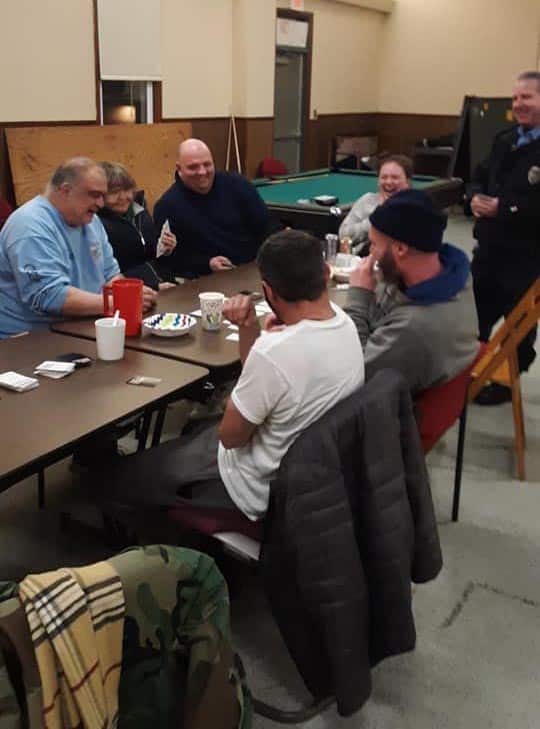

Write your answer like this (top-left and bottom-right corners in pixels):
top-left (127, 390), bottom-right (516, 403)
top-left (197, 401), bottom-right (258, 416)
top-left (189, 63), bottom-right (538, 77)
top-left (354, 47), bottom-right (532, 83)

top-left (260, 370), bottom-right (442, 717)
top-left (468, 126), bottom-right (540, 284)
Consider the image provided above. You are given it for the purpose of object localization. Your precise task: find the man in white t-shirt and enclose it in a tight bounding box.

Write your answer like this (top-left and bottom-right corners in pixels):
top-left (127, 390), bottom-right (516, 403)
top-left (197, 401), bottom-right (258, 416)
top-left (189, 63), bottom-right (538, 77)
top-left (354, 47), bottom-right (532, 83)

top-left (99, 229), bottom-right (364, 521)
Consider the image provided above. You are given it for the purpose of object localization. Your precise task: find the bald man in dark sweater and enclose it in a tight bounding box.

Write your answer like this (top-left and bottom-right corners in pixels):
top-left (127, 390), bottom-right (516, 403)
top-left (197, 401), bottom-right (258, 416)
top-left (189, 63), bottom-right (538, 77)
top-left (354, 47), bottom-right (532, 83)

top-left (154, 139), bottom-right (269, 278)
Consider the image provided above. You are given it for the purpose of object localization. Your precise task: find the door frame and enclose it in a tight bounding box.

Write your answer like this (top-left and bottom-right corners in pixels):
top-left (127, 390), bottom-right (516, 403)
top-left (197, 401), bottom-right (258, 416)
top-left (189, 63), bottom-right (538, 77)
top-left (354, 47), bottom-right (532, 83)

top-left (275, 8), bottom-right (313, 171)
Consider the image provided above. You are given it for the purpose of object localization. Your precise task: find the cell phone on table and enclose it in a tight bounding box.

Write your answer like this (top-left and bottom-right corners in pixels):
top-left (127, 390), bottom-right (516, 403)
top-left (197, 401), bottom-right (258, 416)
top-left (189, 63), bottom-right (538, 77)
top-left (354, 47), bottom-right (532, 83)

top-left (56, 352), bottom-right (93, 368)
top-left (239, 290), bottom-right (263, 301)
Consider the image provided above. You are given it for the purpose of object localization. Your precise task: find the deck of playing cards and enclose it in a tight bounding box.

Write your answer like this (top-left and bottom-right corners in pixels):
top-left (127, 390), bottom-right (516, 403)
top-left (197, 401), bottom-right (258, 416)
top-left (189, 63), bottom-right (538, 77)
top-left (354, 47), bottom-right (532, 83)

top-left (0, 371), bottom-right (39, 392)
top-left (157, 219), bottom-right (172, 257)
top-left (34, 361), bottom-right (76, 379)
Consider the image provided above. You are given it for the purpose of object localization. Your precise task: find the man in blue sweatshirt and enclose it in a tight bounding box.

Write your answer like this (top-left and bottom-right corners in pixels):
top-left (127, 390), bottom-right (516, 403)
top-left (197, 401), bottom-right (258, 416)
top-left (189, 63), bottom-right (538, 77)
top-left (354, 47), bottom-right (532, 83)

top-left (153, 139), bottom-right (269, 278)
top-left (0, 157), bottom-right (156, 338)
top-left (345, 190), bottom-right (480, 395)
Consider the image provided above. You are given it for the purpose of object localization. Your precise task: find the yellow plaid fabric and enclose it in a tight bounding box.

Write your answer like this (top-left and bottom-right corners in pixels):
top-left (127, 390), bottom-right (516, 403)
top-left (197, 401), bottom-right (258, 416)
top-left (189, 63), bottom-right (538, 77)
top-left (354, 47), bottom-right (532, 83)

top-left (19, 561), bottom-right (125, 729)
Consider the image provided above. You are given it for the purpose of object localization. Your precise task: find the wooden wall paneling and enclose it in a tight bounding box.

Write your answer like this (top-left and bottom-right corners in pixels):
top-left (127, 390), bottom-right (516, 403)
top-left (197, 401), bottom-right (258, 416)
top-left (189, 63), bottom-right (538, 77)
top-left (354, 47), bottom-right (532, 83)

top-left (0, 128), bottom-right (15, 203)
top-left (376, 113), bottom-right (459, 157)
top-left (229, 117), bottom-right (247, 174)
top-left (187, 117), bottom-right (229, 171)
top-left (242, 118), bottom-right (274, 179)
top-left (1, 121), bottom-right (99, 206)
top-left (305, 113), bottom-right (378, 169)
top-left (176, 117), bottom-right (272, 179)
top-left (1, 113), bottom-right (462, 208)
top-left (152, 82), bottom-right (163, 123)
top-left (6, 121), bottom-right (192, 212)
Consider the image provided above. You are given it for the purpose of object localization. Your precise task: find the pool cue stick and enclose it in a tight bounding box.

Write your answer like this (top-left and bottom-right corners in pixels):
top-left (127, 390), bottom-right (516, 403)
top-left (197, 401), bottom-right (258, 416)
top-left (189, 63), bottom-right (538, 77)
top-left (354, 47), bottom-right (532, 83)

top-left (225, 116), bottom-right (232, 171)
top-left (231, 113), bottom-right (242, 174)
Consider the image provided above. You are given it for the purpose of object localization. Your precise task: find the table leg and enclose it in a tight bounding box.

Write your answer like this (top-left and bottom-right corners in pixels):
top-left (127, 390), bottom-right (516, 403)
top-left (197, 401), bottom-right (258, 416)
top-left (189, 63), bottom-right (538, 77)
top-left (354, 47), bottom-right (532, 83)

top-left (137, 410), bottom-right (153, 452)
top-left (151, 405), bottom-right (168, 448)
top-left (37, 469), bottom-right (45, 509)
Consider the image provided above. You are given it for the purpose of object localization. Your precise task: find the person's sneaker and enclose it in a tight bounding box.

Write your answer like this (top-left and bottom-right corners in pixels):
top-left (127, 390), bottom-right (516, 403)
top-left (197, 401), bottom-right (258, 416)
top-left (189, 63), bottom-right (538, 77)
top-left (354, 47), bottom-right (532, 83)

top-left (474, 382), bottom-right (512, 406)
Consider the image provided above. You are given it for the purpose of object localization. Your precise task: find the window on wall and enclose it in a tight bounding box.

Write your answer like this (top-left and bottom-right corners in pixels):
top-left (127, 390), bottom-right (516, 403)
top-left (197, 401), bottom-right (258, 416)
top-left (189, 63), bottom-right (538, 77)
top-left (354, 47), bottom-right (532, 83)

top-left (101, 81), bottom-right (154, 125)
top-left (95, 0), bottom-right (161, 124)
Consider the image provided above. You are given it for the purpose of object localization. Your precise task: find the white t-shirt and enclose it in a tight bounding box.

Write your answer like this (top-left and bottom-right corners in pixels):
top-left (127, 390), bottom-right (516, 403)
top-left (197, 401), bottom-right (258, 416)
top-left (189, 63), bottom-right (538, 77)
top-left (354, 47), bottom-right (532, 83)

top-left (218, 303), bottom-right (364, 520)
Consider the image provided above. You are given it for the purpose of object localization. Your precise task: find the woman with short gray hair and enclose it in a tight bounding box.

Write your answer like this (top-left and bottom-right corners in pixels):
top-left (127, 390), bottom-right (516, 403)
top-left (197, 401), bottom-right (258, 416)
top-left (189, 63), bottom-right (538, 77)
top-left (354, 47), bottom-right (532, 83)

top-left (98, 161), bottom-right (177, 290)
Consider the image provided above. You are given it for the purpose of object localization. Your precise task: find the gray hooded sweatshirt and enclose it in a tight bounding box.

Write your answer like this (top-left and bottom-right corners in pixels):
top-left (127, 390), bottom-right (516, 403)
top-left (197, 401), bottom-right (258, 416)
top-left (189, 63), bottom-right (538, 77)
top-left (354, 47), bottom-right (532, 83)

top-left (344, 243), bottom-right (480, 394)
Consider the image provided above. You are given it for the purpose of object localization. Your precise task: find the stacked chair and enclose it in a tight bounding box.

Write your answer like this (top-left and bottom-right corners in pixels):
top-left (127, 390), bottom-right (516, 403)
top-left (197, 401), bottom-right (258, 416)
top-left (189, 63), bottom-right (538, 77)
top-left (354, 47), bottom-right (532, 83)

top-left (416, 277), bottom-right (540, 520)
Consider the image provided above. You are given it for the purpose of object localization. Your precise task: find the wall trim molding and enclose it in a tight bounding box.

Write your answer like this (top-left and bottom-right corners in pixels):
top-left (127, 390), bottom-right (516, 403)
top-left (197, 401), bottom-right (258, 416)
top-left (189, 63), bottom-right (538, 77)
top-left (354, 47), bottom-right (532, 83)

top-left (159, 115), bottom-right (275, 123)
top-left (0, 120), bottom-right (98, 128)
top-left (159, 116), bottom-right (229, 123)
top-left (377, 112), bottom-right (460, 119)
top-left (315, 111), bottom-right (377, 118)
top-left (234, 116), bottom-right (274, 121)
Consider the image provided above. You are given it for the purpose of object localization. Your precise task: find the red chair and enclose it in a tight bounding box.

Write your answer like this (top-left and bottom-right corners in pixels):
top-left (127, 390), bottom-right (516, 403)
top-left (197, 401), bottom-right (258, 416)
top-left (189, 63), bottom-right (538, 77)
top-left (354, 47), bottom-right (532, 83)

top-left (168, 503), bottom-right (263, 559)
top-left (415, 344), bottom-right (487, 522)
top-left (256, 158), bottom-right (288, 178)
top-left (0, 198), bottom-right (13, 230)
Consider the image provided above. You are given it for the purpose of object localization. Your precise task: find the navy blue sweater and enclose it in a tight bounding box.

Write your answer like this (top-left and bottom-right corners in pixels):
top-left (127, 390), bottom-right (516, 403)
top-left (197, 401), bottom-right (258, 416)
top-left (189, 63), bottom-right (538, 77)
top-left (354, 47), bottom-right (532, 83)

top-left (153, 171), bottom-right (269, 278)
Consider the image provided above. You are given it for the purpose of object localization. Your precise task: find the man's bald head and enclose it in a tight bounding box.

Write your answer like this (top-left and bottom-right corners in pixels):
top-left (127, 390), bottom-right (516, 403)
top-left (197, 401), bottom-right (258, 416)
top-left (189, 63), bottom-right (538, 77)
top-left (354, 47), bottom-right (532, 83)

top-left (176, 138), bottom-right (215, 194)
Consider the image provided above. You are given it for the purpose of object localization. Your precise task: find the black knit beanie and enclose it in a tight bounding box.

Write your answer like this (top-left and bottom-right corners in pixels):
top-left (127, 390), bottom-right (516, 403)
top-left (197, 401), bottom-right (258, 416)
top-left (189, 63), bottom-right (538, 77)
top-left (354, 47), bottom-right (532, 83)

top-left (369, 189), bottom-right (447, 252)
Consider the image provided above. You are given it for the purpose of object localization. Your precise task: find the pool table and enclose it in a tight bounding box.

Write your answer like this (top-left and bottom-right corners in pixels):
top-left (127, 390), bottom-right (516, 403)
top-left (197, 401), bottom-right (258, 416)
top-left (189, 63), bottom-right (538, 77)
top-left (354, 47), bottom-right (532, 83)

top-left (254, 167), bottom-right (463, 238)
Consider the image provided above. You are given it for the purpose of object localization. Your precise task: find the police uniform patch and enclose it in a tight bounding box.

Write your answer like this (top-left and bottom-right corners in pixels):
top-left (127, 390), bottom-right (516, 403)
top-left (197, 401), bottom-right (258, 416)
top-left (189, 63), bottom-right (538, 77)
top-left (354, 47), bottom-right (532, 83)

top-left (527, 165), bottom-right (540, 185)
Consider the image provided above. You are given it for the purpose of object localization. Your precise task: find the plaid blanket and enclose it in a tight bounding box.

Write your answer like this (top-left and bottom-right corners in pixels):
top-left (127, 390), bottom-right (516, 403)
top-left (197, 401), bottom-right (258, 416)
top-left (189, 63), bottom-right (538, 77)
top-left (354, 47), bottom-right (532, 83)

top-left (19, 561), bottom-right (125, 729)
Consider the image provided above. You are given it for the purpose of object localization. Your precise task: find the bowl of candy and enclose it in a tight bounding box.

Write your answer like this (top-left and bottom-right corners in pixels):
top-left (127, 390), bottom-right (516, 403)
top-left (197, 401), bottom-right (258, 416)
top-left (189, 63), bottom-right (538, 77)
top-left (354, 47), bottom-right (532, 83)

top-left (143, 312), bottom-right (197, 338)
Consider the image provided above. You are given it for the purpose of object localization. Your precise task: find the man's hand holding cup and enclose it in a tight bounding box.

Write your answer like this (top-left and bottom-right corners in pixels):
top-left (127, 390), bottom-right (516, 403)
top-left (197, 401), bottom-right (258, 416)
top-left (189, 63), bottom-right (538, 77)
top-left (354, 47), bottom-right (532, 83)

top-left (349, 254), bottom-right (378, 291)
top-left (223, 295), bottom-right (258, 329)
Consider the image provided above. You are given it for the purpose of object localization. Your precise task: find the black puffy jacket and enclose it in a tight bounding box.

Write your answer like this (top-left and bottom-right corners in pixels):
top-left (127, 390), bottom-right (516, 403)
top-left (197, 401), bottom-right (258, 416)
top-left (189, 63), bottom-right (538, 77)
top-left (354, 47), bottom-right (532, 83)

top-left (98, 203), bottom-right (175, 289)
top-left (99, 202), bottom-right (157, 271)
top-left (260, 369), bottom-right (442, 717)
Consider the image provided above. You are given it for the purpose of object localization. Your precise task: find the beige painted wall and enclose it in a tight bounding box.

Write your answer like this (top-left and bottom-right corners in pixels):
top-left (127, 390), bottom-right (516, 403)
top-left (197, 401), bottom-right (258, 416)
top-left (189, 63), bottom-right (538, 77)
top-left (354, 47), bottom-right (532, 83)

top-left (277, 0), bottom-right (384, 116)
top-left (377, 0), bottom-right (540, 115)
top-left (232, 0), bottom-right (276, 117)
top-left (0, 0), bottom-right (96, 122)
top-left (2, 0), bottom-right (538, 125)
top-left (161, 0), bottom-right (233, 118)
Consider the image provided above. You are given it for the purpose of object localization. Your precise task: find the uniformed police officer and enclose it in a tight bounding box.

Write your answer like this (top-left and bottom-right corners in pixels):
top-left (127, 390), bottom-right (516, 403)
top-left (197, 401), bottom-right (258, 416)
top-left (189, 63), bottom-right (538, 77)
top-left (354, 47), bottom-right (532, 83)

top-left (468, 71), bottom-right (540, 405)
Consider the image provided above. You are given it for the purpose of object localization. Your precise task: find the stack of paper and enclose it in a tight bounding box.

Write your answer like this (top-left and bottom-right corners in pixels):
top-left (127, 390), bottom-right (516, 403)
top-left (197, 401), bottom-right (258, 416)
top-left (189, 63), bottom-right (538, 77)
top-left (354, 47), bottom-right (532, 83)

top-left (34, 361), bottom-right (76, 379)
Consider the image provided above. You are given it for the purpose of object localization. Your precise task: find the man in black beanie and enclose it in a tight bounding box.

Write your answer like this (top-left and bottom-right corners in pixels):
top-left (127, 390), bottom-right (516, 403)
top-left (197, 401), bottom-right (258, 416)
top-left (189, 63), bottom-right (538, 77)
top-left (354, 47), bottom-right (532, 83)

top-left (344, 189), bottom-right (480, 394)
